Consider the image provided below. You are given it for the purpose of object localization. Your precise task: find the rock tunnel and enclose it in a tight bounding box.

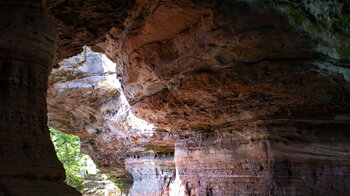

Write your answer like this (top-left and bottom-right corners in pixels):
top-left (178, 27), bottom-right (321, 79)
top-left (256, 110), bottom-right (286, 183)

top-left (1, 0), bottom-right (350, 195)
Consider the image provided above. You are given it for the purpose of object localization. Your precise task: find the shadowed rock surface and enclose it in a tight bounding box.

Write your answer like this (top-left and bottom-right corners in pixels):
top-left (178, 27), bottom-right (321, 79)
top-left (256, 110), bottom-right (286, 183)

top-left (44, 0), bottom-right (136, 63)
top-left (0, 0), bottom-right (79, 195)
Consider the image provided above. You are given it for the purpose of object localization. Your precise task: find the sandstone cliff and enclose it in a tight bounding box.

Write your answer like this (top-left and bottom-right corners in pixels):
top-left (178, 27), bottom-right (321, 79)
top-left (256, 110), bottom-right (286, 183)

top-left (1, 0), bottom-right (349, 195)
top-left (46, 0), bottom-right (350, 195)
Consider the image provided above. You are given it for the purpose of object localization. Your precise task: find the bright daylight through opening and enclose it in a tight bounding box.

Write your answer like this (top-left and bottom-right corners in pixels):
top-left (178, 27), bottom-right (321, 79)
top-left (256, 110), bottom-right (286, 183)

top-left (48, 47), bottom-right (157, 196)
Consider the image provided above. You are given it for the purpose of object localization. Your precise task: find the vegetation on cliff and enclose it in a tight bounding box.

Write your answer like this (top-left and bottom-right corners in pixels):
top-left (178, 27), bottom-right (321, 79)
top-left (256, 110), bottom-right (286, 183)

top-left (49, 127), bottom-right (121, 195)
top-left (49, 127), bottom-right (88, 191)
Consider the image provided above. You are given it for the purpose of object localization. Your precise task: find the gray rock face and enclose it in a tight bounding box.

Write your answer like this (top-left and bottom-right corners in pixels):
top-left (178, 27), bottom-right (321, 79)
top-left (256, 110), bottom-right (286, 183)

top-left (125, 153), bottom-right (175, 195)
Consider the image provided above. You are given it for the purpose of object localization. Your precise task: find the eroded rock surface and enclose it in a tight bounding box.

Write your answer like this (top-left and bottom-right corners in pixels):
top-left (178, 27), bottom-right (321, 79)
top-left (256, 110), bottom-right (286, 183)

top-left (101, 1), bottom-right (350, 194)
top-left (47, 48), bottom-right (175, 194)
top-left (44, 0), bottom-right (135, 63)
top-left (125, 152), bottom-right (175, 195)
top-left (45, 0), bottom-right (350, 195)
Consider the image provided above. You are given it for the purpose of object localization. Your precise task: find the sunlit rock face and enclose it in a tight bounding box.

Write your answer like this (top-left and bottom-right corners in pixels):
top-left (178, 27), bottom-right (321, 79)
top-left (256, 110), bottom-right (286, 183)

top-left (125, 152), bottom-right (175, 195)
top-left (47, 48), bottom-right (175, 194)
top-left (45, 0), bottom-right (350, 195)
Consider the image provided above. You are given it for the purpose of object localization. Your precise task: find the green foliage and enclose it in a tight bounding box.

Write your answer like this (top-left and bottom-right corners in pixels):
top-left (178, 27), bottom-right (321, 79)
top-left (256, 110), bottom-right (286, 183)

top-left (236, 0), bottom-right (350, 59)
top-left (286, 1), bottom-right (350, 59)
top-left (49, 127), bottom-right (87, 191)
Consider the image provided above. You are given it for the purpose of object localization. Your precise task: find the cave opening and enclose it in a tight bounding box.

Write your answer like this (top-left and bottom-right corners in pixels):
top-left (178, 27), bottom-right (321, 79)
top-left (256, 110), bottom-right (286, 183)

top-left (47, 46), bottom-right (161, 195)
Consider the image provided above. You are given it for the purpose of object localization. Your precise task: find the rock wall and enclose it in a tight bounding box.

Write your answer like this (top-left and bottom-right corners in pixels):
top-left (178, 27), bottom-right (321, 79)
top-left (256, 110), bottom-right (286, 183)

top-left (172, 121), bottom-right (350, 195)
top-left (125, 152), bottom-right (175, 195)
top-left (26, 0), bottom-right (350, 195)
top-left (0, 0), bottom-right (80, 195)
top-left (96, 1), bottom-right (350, 195)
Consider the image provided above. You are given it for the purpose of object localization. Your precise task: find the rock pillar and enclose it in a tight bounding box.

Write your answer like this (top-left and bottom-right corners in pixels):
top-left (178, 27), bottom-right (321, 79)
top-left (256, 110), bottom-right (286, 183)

top-left (0, 0), bottom-right (80, 195)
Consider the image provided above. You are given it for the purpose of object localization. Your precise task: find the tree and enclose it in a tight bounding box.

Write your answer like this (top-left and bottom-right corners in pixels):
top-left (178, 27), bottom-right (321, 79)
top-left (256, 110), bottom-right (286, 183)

top-left (49, 127), bottom-right (87, 191)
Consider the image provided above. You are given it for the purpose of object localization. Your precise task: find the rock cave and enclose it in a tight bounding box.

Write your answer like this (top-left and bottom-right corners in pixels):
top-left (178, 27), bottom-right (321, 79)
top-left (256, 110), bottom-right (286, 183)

top-left (1, 0), bottom-right (350, 195)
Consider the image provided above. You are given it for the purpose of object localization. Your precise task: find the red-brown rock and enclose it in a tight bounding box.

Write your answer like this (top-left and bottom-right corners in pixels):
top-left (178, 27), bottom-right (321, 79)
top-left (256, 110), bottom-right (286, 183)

top-left (2, 0), bottom-right (350, 195)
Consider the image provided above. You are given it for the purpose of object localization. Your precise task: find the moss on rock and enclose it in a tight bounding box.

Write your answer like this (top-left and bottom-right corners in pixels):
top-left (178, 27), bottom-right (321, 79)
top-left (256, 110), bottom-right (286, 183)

top-left (236, 0), bottom-right (350, 60)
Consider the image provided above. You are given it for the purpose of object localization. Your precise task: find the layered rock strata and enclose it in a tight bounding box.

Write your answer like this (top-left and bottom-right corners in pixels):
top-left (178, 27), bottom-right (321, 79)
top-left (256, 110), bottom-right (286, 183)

top-left (0, 0), bottom-right (79, 195)
top-left (47, 48), bottom-right (175, 194)
top-left (102, 1), bottom-right (350, 195)
top-left (125, 152), bottom-right (175, 195)
top-left (44, 0), bottom-right (350, 195)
